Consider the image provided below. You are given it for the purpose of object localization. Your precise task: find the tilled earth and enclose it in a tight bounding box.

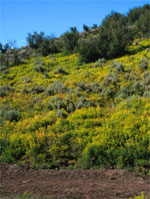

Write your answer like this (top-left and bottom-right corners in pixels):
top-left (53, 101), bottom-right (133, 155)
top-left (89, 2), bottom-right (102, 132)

top-left (0, 164), bottom-right (150, 199)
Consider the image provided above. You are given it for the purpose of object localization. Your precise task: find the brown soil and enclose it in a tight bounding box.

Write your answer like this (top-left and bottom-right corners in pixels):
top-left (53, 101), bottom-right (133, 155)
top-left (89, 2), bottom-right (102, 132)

top-left (0, 164), bottom-right (150, 199)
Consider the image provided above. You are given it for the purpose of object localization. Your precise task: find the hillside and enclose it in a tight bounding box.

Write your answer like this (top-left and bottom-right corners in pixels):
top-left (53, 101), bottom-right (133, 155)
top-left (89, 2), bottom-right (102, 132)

top-left (0, 38), bottom-right (150, 173)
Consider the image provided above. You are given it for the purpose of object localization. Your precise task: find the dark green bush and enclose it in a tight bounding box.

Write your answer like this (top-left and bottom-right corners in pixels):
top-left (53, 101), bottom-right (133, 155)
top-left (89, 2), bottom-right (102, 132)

top-left (26, 32), bottom-right (59, 56)
top-left (97, 12), bottom-right (132, 59)
top-left (38, 38), bottom-right (59, 56)
top-left (78, 37), bottom-right (100, 63)
top-left (127, 6), bottom-right (142, 24)
top-left (136, 9), bottom-right (150, 37)
top-left (0, 139), bottom-right (26, 163)
top-left (83, 24), bottom-right (90, 32)
top-left (0, 64), bottom-right (9, 74)
top-left (62, 27), bottom-right (79, 54)
top-left (27, 31), bottom-right (46, 49)
top-left (127, 4), bottom-right (150, 38)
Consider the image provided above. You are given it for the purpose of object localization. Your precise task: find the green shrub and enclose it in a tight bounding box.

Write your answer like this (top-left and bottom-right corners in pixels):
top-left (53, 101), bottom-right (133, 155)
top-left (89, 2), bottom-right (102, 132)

top-left (31, 85), bottom-right (45, 94)
top-left (0, 62), bottom-right (9, 73)
top-left (26, 32), bottom-right (59, 55)
top-left (127, 4), bottom-right (150, 38)
top-left (78, 82), bottom-right (86, 91)
top-left (34, 59), bottom-right (45, 65)
top-left (139, 58), bottom-right (148, 71)
top-left (78, 37), bottom-right (100, 63)
top-left (1, 138), bottom-right (26, 163)
top-left (26, 31), bottom-right (46, 49)
top-left (47, 96), bottom-right (74, 113)
top-left (66, 102), bottom-right (75, 113)
top-left (143, 90), bottom-right (150, 98)
top-left (76, 96), bottom-right (91, 109)
top-left (5, 110), bottom-right (21, 122)
top-left (99, 87), bottom-right (115, 98)
top-left (136, 9), bottom-right (150, 37)
top-left (46, 86), bottom-right (55, 96)
top-left (57, 109), bottom-right (67, 118)
top-left (103, 73), bottom-right (113, 86)
top-left (111, 62), bottom-right (125, 73)
top-left (93, 58), bottom-right (106, 68)
top-left (0, 105), bottom-right (21, 125)
top-left (34, 64), bottom-right (46, 73)
top-left (38, 37), bottom-right (58, 56)
top-left (49, 96), bottom-right (66, 110)
top-left (46, 81), bottom-right (67, 95)
top-left (83, 24), bottom-right (90, 32)
top-left (98, 12), bottom-right (132, 59)
top-left (53, 80), bottom-right (67, 94)
top-left (86, 82), bottom-right (102, 94)
top-left (54, 67), bottom-right (68, 75)
top-left (117, 85), bottom-right (134, 98)
top-left (0, 86), bottom-right (14, 97)
top-left (62, 27), bottom-right (79, 54)
top-left (132, 81), bottom-right (144, 96)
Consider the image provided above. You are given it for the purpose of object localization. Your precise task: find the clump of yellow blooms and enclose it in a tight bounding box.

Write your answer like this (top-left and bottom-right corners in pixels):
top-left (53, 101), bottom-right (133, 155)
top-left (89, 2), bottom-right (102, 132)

top-left (0, 39), bottom-right (150, 170)
top-left (130, 192), bottom-right (149, 199)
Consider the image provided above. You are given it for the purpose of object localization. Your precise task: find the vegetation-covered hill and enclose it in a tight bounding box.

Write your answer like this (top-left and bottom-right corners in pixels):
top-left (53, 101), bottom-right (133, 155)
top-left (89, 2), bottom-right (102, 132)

top-left (0, 38), bottom-right (150, 173)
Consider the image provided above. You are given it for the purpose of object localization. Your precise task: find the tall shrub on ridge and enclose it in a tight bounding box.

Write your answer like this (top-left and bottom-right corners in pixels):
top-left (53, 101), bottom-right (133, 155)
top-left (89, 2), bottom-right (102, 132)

top-left (62, 27), bottom-right (79, 54)
top-left (97, 12), bottom-right (132, 59)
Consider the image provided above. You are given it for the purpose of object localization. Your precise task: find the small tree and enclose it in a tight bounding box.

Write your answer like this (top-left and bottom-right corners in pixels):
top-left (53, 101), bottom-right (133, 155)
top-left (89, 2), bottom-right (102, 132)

top-left (97, 12), bottom-right (131, 59)
top-left (136, 10), bottom-right (150, 37)
top-left (1, 42), bottom-right (11, 67)
top-left (92, 24), bottom-right (98, 29)
top-left (62, 27), bottom-right (79, 54)
top-left (26, 32), bottom-right (59, 56)
top-left (0, 43), bottom-right (3, 53)
top-left (83, 24), bottom-right (89, 32)
top-left (39, 35), bottom-right (59, 56)
top-left (127, 6), bottom-right (142, 24)
top-left (127, 4), bottom-right (150, 38)
top-left (26, 31), bottom-right (45, 49)
top-left (0, 40), bottom-right (21, 67)
top-left (78, 37), bottom-right (100, 63)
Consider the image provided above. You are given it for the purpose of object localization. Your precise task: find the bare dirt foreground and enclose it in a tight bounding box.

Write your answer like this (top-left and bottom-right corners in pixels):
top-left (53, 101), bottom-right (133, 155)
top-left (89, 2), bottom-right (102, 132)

top-left (0, 164), bottom-right (150, 199)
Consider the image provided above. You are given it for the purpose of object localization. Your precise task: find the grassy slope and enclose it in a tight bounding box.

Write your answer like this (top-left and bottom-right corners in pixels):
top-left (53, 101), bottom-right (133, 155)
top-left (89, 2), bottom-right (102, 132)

top-left (0, 39), bottom-right (150, 172)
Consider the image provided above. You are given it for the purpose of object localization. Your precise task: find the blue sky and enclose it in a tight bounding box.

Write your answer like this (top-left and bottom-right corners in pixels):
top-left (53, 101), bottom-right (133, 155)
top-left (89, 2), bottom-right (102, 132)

top-left (0, 0), bottom-right (149, 47)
